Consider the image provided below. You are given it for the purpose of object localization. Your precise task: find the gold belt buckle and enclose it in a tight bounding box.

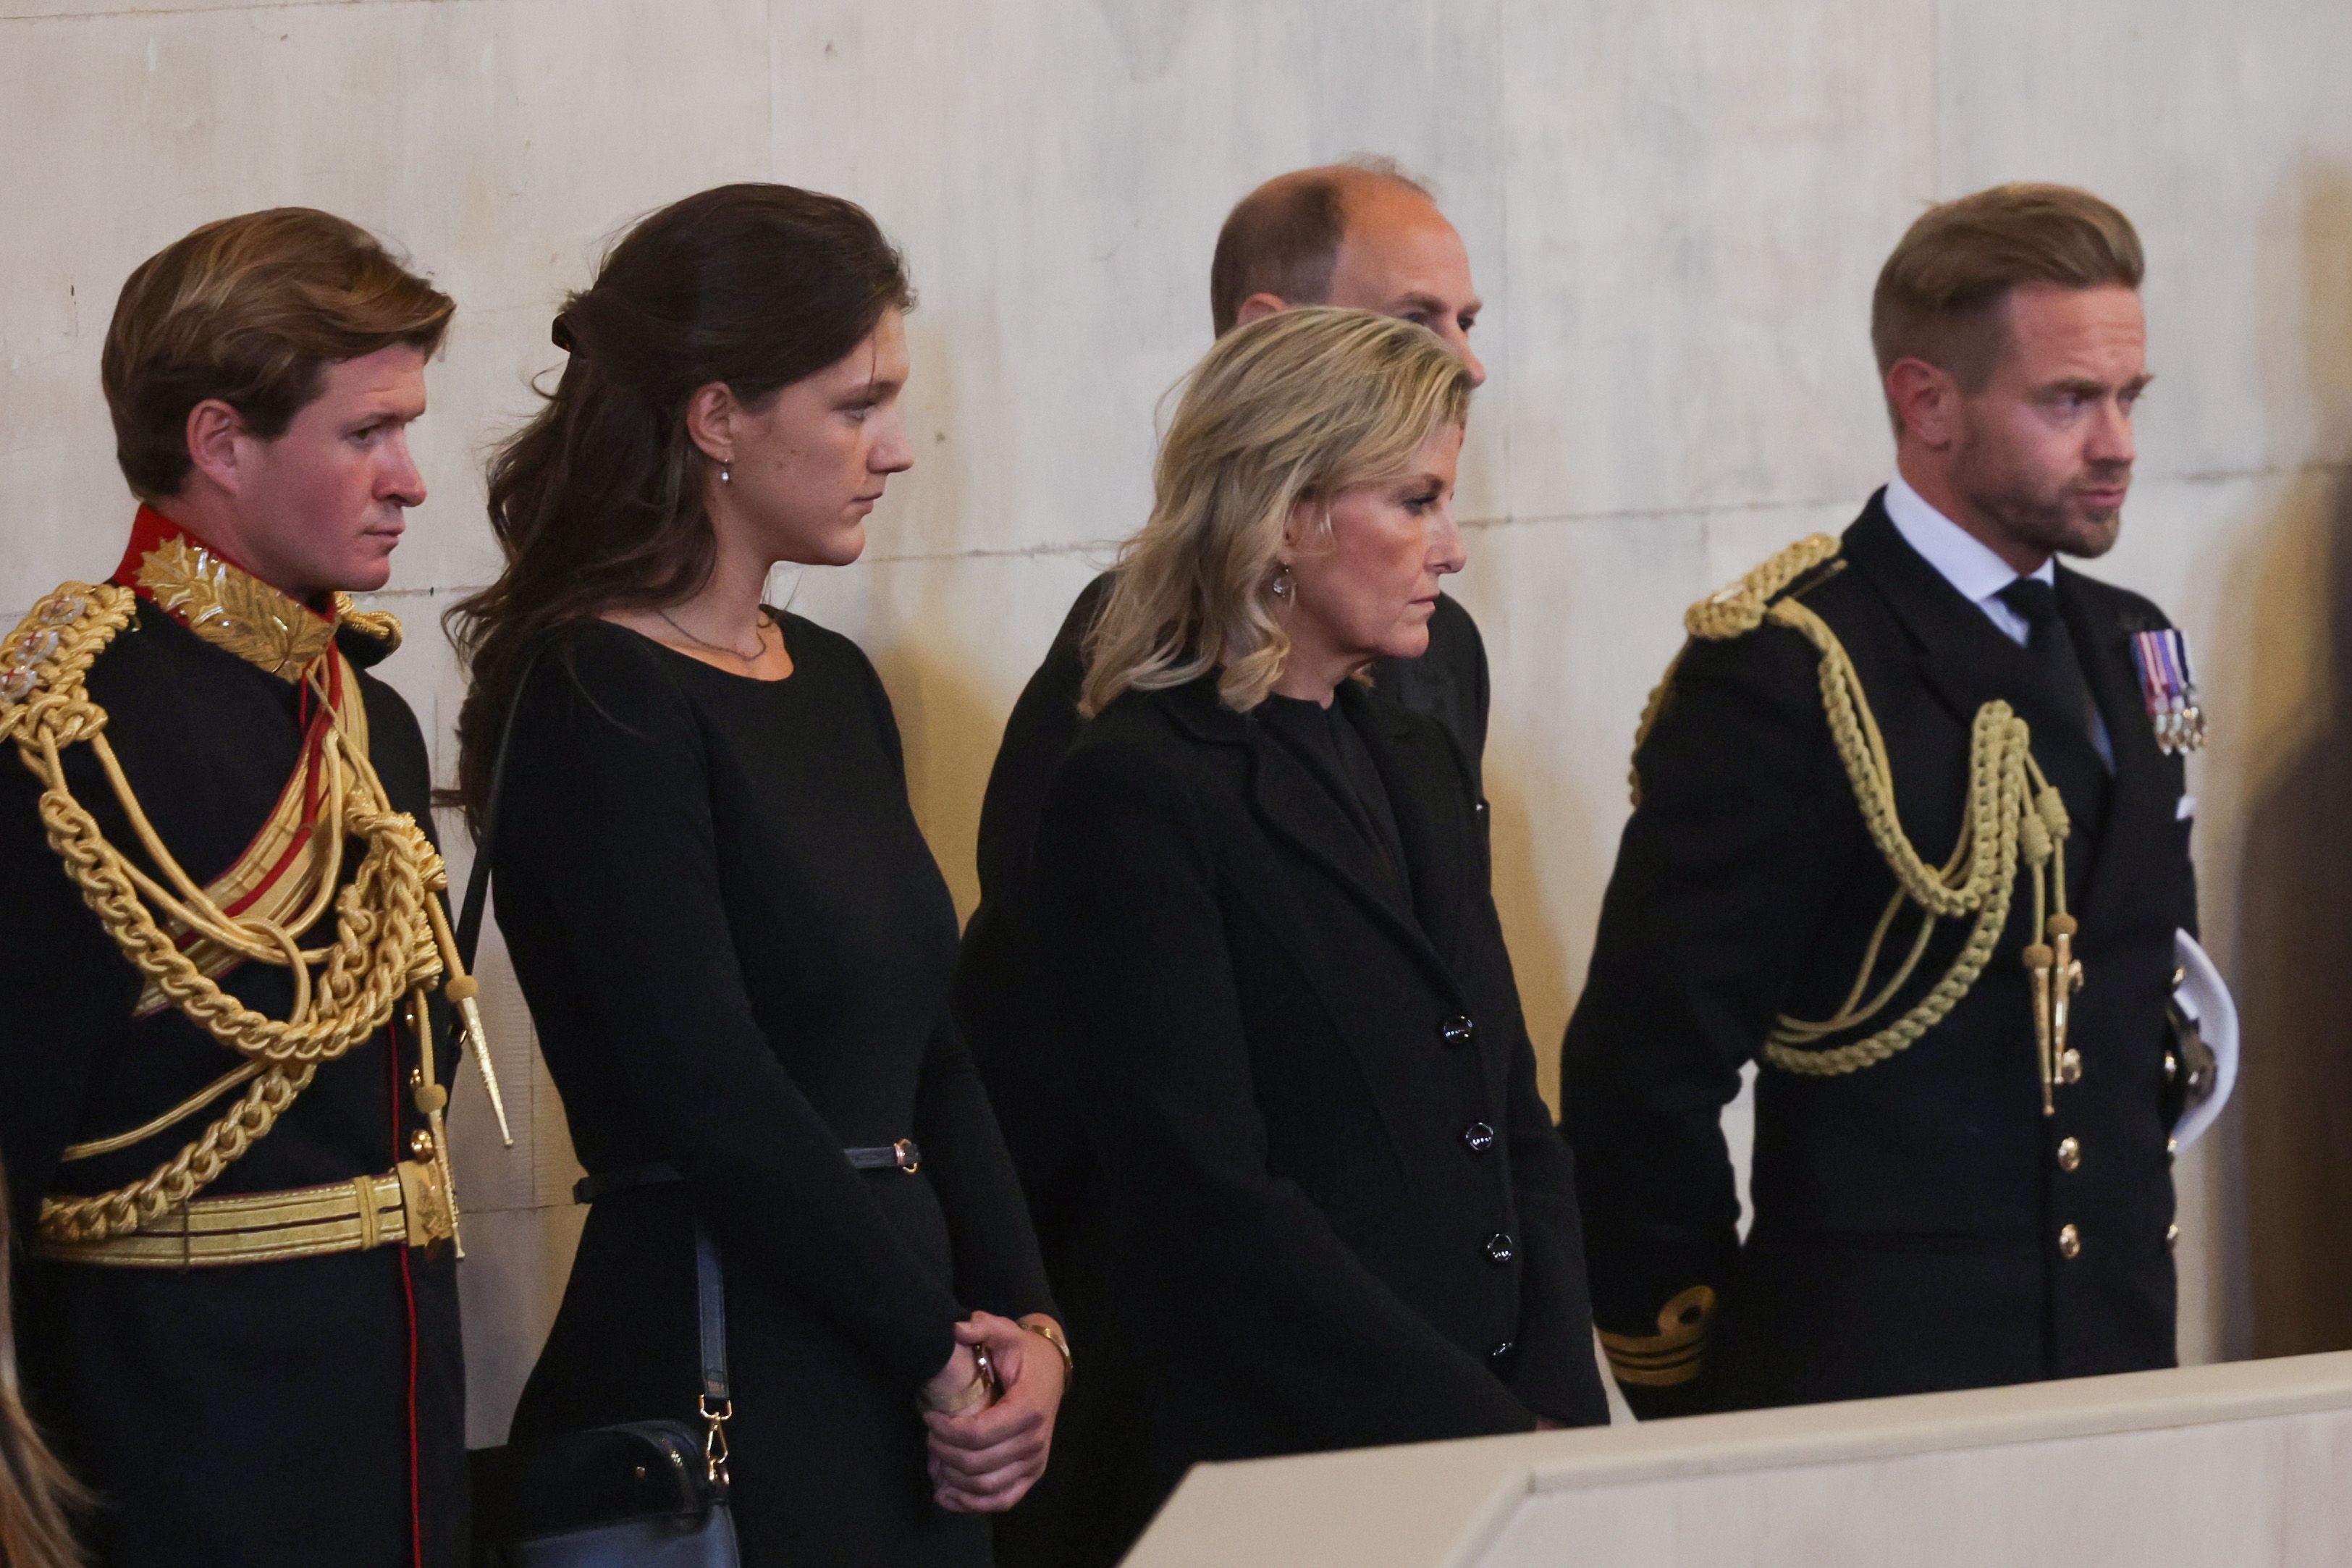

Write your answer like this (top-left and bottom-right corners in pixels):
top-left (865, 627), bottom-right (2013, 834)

top-left (394, 1157), bottom-right (458, 1249)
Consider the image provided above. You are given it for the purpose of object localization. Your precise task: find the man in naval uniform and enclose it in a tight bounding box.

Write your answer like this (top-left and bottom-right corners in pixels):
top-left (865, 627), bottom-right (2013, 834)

top-left (0, 209), bottom-right (494, 1564)
top-left (1561, 184), bottom-right (2220, 1416)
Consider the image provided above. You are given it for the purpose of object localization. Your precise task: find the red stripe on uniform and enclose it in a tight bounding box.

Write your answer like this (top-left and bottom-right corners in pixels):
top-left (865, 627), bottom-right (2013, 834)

top-left (388, 1016), bottom-right (425, 1568)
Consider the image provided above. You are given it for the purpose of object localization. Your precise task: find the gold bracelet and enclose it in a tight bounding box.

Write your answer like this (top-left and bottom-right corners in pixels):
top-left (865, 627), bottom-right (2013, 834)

top-left (1021, 1317), bottom-right (1074, 1385)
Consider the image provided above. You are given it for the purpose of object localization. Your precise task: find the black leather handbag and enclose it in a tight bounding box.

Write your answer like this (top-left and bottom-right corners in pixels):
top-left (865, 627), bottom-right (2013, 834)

top-left (460, 659), bottom-right (742, 1567)
top-left (466, 1221), bottom-right (740, 1565)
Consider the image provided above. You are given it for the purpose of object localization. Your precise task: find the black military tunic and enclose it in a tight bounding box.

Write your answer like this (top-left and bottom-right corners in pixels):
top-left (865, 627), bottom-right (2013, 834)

top-left (0, 510), bottom-right (464, 1565)
top-left (1561, 493), bottom-right (2198, 1416)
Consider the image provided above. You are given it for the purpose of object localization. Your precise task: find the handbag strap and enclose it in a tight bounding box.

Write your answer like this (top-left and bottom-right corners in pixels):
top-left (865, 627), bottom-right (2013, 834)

top-left (571, 1165), bottom-right (732, 1447)
top-left (694, 1219), bottom-right (729, 1407)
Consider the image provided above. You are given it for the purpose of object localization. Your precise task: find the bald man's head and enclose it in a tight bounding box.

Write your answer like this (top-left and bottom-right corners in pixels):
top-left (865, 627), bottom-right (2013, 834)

top-left (1209, 159), bottom-right (1485, 384)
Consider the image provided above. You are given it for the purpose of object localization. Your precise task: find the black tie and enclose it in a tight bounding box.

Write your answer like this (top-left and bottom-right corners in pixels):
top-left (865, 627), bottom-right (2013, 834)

top-left (1996, 577), bottom-right (2103, 762)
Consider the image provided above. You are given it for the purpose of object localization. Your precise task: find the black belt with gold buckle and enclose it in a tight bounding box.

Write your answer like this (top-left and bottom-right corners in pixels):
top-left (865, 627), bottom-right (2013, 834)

top-left (574, 1140), bottom-right (922, 1205)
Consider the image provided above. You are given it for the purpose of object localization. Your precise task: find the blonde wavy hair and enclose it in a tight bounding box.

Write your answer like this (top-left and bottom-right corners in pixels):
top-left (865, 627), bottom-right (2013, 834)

top-left (1081, 306), bottom-right (1473, 717)
top-left (0, 1163), bottom-right (85, 1568)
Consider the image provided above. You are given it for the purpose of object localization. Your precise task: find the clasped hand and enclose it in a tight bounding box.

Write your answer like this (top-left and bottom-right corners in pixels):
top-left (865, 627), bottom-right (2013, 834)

top-left (920, 1311), bottom-right (1066, 1513)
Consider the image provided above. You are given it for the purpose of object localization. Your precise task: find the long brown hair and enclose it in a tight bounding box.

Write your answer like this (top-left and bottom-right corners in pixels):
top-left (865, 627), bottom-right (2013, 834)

top-left (445, 183), bottom-right (912, 834)
top-left (0, 1166), bottom-right (86, 1568)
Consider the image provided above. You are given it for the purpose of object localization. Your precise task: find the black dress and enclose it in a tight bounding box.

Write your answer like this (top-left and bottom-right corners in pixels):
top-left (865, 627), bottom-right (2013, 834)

top-left (1027, 675), bottom-right (1607, 1567)
top-left (496, 615), bottom-right (1054, 1567)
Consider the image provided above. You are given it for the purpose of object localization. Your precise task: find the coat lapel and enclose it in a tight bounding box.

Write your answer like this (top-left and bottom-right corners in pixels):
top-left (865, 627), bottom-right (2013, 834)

top-left (1158, 676), bottom-right (1468, 1006)
top-left (1339, 681), bottom-right (1473, 970)
top-left (1840, 500), bottom-right (2113, 849)
top-left (2057, 568), bottom-right (2177, 932)
top-left (1248, 727), bottom-right (1467, 1006)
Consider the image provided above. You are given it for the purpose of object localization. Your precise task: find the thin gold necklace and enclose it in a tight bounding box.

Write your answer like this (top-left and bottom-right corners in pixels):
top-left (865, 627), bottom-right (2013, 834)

top-left (657, 606), bottom-right (771, 662)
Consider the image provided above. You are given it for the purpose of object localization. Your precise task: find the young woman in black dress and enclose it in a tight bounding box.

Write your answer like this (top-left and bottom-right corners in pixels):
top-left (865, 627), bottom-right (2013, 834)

top-left (448, 184), bottom-right (1066, 1566)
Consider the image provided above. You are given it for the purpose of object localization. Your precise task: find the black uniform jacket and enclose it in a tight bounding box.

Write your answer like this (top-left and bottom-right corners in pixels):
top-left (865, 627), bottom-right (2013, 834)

top-left (1029, 673), bottom-right (1606, 1565)
top-left (953, 570), bottom-right (1489, 1333)
top-left (0, 599), bottom-right (463, 1566)
top-left (1561, 493), bottom-right (2198, 1417)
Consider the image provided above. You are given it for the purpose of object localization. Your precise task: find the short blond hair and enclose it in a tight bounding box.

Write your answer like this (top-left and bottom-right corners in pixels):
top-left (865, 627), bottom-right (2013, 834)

top-left (1872, 182), bottom-right (2144, 432)
top-left (1082, 307), bottom-right (1472, 717)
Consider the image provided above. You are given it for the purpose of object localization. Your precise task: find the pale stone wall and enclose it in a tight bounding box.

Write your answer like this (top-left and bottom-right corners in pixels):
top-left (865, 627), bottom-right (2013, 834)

top-left (4, 0), bottom-right (2348, 1443)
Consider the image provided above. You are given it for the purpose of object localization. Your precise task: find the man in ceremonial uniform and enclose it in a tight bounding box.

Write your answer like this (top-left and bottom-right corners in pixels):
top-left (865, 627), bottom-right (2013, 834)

top-left (1562, 185), bottom-right (2220, 1415)
top-left (0, 210), bottom-right (492, 1564)
top-left (958, 159), bottom-right (1496, 1325)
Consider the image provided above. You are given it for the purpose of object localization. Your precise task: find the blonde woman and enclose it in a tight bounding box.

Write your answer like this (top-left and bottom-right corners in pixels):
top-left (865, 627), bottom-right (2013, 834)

top-left (1028, 308), bottom-right (1608, 1567)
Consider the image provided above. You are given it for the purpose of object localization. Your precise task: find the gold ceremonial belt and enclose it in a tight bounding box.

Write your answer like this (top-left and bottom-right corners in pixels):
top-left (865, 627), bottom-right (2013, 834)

top-left (35, 1158), bottom-right (455, 1270)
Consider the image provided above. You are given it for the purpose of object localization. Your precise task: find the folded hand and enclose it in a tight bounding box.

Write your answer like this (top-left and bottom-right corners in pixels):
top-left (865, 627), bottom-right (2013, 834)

top-left (924, 1312), bottom-right (1068, 1513)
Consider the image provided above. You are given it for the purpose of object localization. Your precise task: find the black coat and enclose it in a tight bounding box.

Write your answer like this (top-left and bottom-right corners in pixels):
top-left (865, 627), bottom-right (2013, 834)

top-left (1029, 673), bottom-right (1606, 1566)
top-left (1561, 494), bottom-right (2199, 1417)
top-left (952, 572), bottom-right (1489, 1328)
top-left (0, 604), bottom-right (464, 1567)
top-left (494, 619), bottom-right (1054, 1568)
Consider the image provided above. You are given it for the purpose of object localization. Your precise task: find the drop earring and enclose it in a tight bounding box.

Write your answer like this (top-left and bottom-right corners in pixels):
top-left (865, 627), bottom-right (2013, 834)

top-left (719, 463), bottom-right (732, 485)
top-left (1270, 567), bottom-right (1294, 601)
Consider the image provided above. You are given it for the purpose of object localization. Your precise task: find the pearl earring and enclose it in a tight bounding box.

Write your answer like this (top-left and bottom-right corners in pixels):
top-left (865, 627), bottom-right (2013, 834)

top-left (719, 464), bottom-right (732, 485)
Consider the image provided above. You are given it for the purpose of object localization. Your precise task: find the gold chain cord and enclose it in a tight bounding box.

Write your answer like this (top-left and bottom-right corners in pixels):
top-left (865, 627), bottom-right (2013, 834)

top-left (1632, 538), bottom-right (2074, 1078)
top-left (1, 583), bottom-right (456, 1245)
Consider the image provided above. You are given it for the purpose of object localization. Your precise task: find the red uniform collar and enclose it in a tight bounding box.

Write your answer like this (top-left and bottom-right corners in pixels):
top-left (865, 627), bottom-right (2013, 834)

top-left (111, 505), bottom-right (342, 681)
top-left (111, 506), bottom-right (331, 615)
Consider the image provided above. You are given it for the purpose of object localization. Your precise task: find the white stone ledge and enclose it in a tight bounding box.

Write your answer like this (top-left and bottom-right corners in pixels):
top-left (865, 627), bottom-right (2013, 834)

top-left (1130, 1352), bottom-right (2352, 1568)
top-left (1521, 1350), bottom-right (2352, 1492)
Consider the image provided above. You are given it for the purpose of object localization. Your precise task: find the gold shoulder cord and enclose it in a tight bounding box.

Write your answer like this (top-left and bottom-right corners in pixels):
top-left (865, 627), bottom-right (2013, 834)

top-left (1632, 537), bottom-right (2083, 1106)
top-left (0, 583), bottom-right (504, 1249)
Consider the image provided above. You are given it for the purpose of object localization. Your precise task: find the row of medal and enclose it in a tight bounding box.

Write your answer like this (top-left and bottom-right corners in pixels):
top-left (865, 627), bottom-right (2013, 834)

top-left (2129, 627), bottom-right (2206, 756)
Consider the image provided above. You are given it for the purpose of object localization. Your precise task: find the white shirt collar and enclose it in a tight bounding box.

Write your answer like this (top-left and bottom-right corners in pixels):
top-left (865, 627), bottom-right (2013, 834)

top-left (1882, 472), bottom-right (2053, 646)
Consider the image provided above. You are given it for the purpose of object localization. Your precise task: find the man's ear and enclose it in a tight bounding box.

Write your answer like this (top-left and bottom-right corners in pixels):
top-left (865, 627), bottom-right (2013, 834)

top-left (1234, 292), bottom-right (1289, 329)
top-left (1886, 358), bottom-right (1960, 450)
top-left (183, 399), bottom-right (253, 497)
top-left (683, 382), bottom-right (739, 467)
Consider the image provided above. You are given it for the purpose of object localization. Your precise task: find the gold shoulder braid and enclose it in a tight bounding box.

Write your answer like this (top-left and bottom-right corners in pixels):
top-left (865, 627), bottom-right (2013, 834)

top-left (0, 576), bottom-right (507, 1259)
top-left (125, 548), bottom-right (376, 1020)
top-left (1634, 537), bottom-right (2083, 1107)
